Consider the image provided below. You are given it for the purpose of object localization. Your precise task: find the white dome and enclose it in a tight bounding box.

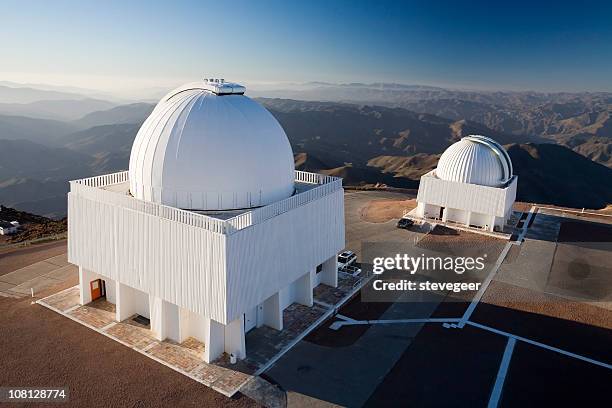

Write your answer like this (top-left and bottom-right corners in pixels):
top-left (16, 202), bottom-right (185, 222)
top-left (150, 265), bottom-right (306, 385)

top-left (436, 135), bottom-right (513, 187)
top-left (128, 81), bottom-right (295, 210)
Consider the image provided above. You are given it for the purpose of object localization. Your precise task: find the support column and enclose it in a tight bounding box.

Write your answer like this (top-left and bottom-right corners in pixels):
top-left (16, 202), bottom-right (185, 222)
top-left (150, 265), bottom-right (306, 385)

top-left (149, 295), bottom-right (179, 341)
top-left (115, 282), bottom-right (137, 322)
top-left (294, 271), bottom-right (313, 307)
top-left (224, 316), bottom-right (246, 360)
top-left (466, 211), bottom-right (473, 228)
top-left (78, 266), bottom-right (97, 305)
top-left (319, 256), bottom-right (338, 288)
top-left (416, 202), bottom-right (425, 218)
top-left (262, 292), bottom-right (283, 330)
top-left (489, 215), bottom-right (496, 232)
top-left (442, 208), bottom-right (448, 222)
top-left (204, 318), bottom-right (225, 363)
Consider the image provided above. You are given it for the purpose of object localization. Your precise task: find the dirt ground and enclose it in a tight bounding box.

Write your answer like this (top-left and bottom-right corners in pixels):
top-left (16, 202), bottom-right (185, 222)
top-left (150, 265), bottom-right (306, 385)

top-left (0, 240), bottom-right (67, 276)
top-left (359, 198), bottom-right (416, 223)
top-left (0, 280), bottom-right (259, 408)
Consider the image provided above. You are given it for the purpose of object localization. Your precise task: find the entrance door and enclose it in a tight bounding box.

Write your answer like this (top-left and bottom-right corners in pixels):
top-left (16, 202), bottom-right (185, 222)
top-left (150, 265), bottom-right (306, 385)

top-left (90, 279), bottom-right (102, 301)
top-left (244, 307), bottom-right (257, 332)
top-left (439, 207), bottom-right (445, 220)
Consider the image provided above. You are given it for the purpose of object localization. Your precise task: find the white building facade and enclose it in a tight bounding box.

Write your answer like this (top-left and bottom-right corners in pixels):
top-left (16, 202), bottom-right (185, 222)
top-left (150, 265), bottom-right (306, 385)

top-left (68, 80), bottom-right (345, 363)
top-left (414, 135), bottom-right (517, 232)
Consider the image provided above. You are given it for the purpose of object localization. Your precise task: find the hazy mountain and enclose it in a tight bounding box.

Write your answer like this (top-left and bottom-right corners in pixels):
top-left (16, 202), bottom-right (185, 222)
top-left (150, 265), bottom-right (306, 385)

top-left (256, 84), bottom-right (612, 168)
top-left (60, 123), bottom-right (140, 174)
top-left (0, 114), bottom-right (79, 145)
top-left (73, 102), bottom-right (154, 128)
top-left (0, 179), bottom-right (70, 219)
top-left (0, 139), bottom-right (94, 217)
top-left (564, 137), bottom-right (612, 167)
top-left (0, 84), bottom-right (94, 103)
top-left (0, 81), bottom-right (126, 103)
top-left (0, 94), bottom-right (611, 216)
top-left (261, 98), bottom-right (539, 168)
top-left (508, 143), bottom-right (612, 208)
top-left (0, 139), bottom-right (91, 182)
top-left (0, 99), bottom-right (116, 121)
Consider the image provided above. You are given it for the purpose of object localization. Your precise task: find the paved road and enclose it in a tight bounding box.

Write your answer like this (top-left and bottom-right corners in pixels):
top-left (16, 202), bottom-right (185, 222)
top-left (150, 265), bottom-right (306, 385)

top-left (0, 240), bottom-right (76, 298)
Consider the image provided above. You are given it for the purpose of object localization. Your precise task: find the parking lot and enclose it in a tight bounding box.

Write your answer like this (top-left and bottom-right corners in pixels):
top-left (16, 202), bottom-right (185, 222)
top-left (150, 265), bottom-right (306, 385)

top-left (264, 192), bottom-right (612, 407)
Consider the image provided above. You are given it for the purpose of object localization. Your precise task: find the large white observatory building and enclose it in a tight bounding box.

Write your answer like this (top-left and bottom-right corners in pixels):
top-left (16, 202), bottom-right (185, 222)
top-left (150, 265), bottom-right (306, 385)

top-left (414, 135), bottom-right (517, 232)
top-left (68, 79), bottom-right (345, 363)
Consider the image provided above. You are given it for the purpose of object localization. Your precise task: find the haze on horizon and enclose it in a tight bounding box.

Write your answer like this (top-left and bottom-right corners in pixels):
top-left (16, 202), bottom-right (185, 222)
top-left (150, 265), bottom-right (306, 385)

top-left (1, 0), bottom-right (612, 97)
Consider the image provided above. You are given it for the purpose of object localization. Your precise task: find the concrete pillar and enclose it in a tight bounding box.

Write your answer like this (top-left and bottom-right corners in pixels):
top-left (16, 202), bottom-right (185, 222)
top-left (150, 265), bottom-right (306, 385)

top-left (149, 295), bottom-right (165, 340)
top-left (466, 211), bottom-right (473, 227)
top-left (105, 278), bottom-right (117, 304)
top-left (164, 302), bottom-right (180, 342)
top-left (319, 256), bottom-right (338, 288)
top-left (78, 266), bottom-right (98, 305)
top-left (442, 208), bottom-right (448, 222)
top-left (116, 282), bottom-right (137, 322)
top-left (294, 271), bottom-right (313, 307)
top-left (149, 295), bottom-right (180, 341)
top-left (224, 316), bottom-right (246, 360)
top-left (416, 202), bottom-right (425, 218)
top-left (262, 292), bottom-right (283, 330)
top-left (489, 215), bottom-right (496, 232)
top-left (204, 318), bottom-right (225, 363)
top-left (177, 308), bottom-right (191, 343)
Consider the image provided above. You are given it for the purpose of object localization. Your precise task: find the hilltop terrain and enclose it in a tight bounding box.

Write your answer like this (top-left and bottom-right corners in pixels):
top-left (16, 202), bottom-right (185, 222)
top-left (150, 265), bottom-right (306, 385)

top-left (0, 205), bottom-right (66, 244)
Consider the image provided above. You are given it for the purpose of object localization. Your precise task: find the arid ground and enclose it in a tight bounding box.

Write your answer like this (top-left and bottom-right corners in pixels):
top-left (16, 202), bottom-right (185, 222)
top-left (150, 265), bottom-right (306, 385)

top-left (0, 244), bottom-right (259, 408)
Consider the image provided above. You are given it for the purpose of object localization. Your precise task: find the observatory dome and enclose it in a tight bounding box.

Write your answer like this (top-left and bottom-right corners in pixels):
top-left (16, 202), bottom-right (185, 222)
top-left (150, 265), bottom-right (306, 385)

top-left (128, 80), bottom-right (295, 211)
top-left (435, 135), bottom-right (513, 187)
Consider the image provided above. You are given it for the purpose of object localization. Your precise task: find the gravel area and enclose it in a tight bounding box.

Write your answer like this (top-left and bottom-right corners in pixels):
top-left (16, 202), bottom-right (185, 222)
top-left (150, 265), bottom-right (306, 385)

top-left (359, 198), bottom-right (416, 223)
top-left (0, 282), bottom-right (259, 408)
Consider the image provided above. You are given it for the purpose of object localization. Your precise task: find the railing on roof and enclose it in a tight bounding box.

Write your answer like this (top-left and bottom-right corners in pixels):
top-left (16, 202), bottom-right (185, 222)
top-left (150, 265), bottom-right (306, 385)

top-left (69, 170), bottom-right (342, 235)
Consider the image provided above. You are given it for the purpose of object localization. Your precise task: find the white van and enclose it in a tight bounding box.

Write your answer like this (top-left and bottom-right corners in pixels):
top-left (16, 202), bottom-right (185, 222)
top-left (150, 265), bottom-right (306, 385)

top-left (337, 250), bottom-right (357, 269)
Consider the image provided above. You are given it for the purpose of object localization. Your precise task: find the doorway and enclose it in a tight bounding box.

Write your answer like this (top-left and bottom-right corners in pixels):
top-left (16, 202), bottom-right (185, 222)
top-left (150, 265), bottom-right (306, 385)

top-left (244, 307), bottom-right (257, 332)
top-left (439, 207), bottom-right (445, 220)
top-left (90, 279), bottom-right (106, 301)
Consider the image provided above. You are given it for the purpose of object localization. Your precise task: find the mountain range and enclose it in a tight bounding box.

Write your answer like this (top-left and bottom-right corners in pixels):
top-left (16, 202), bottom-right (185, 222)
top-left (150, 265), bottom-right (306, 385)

top-left (0, 82), bottom-right (611, 217)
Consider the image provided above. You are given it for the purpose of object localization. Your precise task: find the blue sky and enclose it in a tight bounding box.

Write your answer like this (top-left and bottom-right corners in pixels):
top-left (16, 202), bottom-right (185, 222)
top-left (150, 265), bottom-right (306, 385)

top-left (1, 0), bottom-right (611, 93)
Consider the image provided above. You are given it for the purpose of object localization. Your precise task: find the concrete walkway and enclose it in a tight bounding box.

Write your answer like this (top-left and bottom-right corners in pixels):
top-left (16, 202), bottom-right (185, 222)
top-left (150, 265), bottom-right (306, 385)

top-left (38, 275), bottom-right (364, 401)
top-left (38, 286), bottom-right (251, 397)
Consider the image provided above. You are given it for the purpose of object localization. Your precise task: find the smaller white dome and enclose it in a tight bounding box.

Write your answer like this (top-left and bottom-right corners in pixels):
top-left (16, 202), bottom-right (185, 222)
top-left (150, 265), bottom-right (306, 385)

top-left (436, 135), bottom-right (513, 187)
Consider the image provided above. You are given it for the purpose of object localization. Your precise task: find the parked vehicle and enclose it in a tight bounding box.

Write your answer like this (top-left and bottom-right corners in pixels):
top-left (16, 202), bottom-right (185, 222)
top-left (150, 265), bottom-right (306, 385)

top-left (337, 250), bottom-right (357, 269)
top-left (341, 264), bottom-right (362, 276)
top-left (396, 218), bottom-right (414, 229)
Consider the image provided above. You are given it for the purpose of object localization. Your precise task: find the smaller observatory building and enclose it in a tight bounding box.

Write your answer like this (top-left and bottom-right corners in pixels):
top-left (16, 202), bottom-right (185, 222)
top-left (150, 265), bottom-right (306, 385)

top-left (67, 79), bottom-right (345, 363)
top-left (414, 135), bottom-right (517, 232)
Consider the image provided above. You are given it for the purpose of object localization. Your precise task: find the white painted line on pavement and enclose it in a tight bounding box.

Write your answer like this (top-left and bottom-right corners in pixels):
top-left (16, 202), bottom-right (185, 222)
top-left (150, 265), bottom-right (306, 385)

top-left (467, 321), bottom-right (612, 370)
top-left (488, 337), bottom-right (516, 408)
top-left (458, 242), bottom-right (513, 328)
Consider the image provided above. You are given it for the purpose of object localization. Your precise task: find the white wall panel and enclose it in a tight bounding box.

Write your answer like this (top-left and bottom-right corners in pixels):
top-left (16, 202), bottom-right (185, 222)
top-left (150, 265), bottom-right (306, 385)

top-left (68, 193), bottom-right (228, 323)
top-left (68, 179), bottom-right (344, 325)
top-left (417, 173), bottom-right (517, 217)
top-left (225, 189), bottom-right (344, 321)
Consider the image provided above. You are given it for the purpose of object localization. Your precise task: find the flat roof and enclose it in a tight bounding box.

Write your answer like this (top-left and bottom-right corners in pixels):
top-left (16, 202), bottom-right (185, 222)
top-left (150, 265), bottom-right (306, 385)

top-left (100, 180), bottom-right (320, 221)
